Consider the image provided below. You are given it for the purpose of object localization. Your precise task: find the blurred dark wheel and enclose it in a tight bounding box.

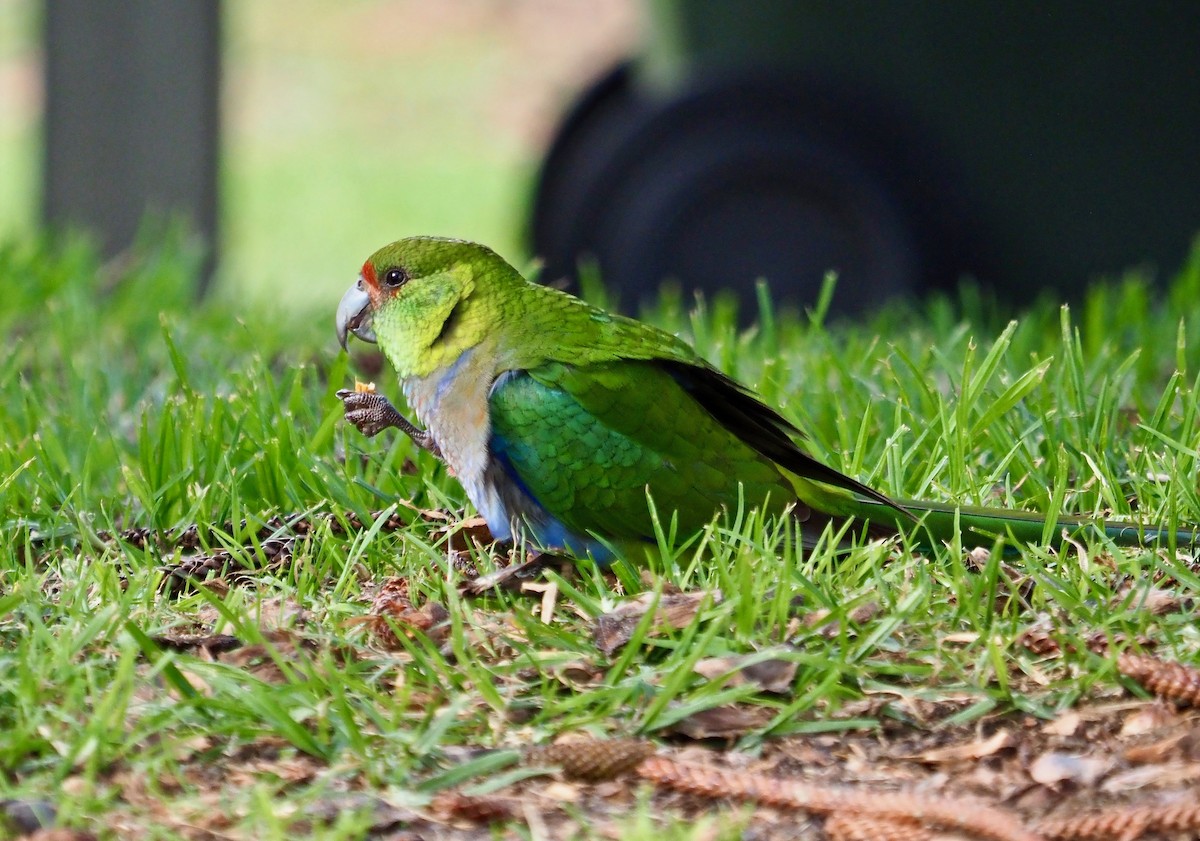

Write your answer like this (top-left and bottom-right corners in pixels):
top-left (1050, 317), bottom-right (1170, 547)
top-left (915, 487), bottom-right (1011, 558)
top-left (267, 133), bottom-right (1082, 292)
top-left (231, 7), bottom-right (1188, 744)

top-left (530, 68), bottom-right (927, 316)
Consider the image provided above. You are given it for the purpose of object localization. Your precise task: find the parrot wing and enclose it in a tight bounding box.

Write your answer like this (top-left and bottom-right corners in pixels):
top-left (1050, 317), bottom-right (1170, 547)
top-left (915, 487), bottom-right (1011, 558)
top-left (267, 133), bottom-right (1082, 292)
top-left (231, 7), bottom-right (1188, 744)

top-left (486, 358), bottom-right (903, 545)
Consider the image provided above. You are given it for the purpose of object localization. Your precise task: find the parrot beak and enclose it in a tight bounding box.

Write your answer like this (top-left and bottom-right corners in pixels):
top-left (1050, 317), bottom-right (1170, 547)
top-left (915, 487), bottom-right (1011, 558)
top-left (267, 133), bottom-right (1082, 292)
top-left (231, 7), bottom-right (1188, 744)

top-left (336, 277), bottom-right (376, 349)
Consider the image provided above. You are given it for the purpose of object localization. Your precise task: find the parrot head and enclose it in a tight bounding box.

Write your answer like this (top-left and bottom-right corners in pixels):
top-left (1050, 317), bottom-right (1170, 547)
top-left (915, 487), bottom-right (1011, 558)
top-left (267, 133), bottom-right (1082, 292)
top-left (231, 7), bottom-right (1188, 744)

top-left (336, 237), bottom-right (519, 377)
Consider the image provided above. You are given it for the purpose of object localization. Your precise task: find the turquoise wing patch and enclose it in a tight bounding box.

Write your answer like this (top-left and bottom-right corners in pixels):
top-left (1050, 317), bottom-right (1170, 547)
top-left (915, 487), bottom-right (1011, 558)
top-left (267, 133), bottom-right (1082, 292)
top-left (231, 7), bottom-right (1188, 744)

top-left (487, 361), bottom-right (791, 543)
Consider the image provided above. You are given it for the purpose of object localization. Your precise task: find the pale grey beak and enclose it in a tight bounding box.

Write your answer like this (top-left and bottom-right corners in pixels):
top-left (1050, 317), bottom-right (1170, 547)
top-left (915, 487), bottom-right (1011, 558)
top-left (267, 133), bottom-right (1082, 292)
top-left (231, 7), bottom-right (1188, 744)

top-left (336, 278), bottom-right (375, 349)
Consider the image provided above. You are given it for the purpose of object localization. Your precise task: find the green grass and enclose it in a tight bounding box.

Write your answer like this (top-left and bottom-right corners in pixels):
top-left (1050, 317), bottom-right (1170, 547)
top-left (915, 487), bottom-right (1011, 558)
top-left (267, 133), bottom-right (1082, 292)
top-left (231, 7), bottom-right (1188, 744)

top-left (3, 231), bottom-right (1200, 837)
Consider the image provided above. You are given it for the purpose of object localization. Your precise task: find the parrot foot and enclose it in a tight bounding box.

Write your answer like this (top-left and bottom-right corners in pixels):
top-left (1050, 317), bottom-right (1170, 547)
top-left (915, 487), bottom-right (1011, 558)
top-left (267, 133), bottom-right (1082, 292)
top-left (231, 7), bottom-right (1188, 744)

top-left (336, 388), bottom-right (442, 458)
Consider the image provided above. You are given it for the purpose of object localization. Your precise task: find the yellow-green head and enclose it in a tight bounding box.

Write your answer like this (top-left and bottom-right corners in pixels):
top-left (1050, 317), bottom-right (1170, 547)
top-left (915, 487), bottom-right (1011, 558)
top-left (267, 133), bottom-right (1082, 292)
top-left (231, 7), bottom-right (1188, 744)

top-left (336, 236), bottom-right (525, 378)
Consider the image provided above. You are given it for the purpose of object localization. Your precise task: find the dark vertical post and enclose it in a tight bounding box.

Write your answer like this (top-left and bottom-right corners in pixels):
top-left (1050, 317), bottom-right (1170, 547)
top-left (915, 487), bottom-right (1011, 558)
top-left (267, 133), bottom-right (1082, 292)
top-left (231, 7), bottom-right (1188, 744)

top-left (43, 0), bottom-right (220, 292)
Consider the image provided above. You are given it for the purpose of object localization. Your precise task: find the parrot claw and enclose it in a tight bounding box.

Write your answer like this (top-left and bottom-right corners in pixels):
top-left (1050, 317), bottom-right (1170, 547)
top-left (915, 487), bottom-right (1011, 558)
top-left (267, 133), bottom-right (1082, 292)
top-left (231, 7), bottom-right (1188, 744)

top-left (336, 389), bottom-right (442, 458)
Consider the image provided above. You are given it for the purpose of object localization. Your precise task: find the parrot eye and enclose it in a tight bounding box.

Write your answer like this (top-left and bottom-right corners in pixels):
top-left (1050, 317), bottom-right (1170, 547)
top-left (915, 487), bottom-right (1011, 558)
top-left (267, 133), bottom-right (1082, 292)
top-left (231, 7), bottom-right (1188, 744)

top-left (382, 267), bottom-right (409, 288)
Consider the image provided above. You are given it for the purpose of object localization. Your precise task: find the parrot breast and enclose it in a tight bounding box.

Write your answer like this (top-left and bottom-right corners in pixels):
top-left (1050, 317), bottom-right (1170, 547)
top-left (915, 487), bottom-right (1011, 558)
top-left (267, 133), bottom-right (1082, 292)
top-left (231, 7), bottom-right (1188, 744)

top-left (402, 352), bottom-right (615, 561)
top-left (402, 348), bottom-right (507, 528)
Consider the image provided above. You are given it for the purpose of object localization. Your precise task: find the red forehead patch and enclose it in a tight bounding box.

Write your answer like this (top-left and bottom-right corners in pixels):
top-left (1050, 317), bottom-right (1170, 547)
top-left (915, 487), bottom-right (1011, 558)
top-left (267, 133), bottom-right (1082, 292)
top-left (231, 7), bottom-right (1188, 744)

top-left (361, 260), bottom-right (378, 291)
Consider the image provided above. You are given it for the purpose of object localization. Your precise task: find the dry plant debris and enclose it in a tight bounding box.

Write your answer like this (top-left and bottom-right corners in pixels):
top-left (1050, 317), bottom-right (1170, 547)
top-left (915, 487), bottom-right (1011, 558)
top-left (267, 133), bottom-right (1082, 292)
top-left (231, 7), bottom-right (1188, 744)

top-left (634, 753), bottom-right (1043, 841)
top-left (593, 589), bottom-right (721, 654)
top-left (661, 703), bottom-right (775, 740)
top-left (692, 651), bottom-right (799, 693)
top-left (511, 726), bottom-right (1200, 841)
top-left (1117, 653), bottom-right (1200, 707)
top-left (1035, 798), bottom-right (1200, 840)
top-left (823, 813), bottom-right (931, 841)
top-left (32, 510), bottom-right (1200, 840)
top-left (430, 637), bottom-right (1200, 841)
top-left (524, 739), bottom-right (656, 782)
top-left (357, 576), bottom-right (451, 649)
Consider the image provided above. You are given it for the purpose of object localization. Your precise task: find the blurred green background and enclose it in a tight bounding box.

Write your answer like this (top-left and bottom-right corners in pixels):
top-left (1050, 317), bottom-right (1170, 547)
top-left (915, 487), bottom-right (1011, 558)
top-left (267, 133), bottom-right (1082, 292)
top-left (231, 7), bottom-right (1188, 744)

top-left (0, 0), bottom-right (638, 312)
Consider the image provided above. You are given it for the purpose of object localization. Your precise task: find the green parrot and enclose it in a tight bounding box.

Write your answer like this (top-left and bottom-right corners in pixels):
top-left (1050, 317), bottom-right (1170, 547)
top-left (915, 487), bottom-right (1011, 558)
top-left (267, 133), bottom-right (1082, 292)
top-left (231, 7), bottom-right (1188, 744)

top-left (335, 236), bottom-right (1197, 563)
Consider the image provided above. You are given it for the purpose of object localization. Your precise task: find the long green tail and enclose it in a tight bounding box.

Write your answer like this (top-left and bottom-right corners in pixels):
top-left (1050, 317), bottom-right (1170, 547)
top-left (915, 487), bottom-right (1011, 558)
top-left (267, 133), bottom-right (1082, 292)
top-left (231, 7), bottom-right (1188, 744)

top-left (853, 497), bottom-right (1200, 552)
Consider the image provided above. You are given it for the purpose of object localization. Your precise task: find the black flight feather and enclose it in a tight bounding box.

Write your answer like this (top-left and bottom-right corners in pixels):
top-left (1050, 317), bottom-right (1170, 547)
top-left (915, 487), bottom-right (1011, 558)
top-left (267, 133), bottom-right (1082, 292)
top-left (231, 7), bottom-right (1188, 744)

top-left (661, 360), bottom-right (912, 518)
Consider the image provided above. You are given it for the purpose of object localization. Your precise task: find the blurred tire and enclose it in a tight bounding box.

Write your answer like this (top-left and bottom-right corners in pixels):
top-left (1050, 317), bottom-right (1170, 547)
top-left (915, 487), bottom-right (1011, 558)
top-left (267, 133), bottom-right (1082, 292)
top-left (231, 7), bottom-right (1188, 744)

top-left (530, 66), bottom-right (929, 315)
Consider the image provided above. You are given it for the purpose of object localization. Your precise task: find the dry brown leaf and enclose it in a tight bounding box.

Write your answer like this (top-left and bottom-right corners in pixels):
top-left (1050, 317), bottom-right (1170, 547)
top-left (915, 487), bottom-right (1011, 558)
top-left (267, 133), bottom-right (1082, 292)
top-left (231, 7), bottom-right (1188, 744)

top-left (965, 545), bottom-right (992, 571)
top-left (226, 752), bottom-right (321, 789)
top-left (1122, 733), bottom-right (1189, 765)
top-left (693, 653), bottom-right (798, 694)
top-left (803, 601), bottom-right (880, 638)
top-left (593, 590), bottom-right (721, 655)
top-left (662, 704), bottom-right (773, 740)
top-left (429, 790), bottom-right (514, 824)
top-left (1118, 703), bottom-right (1178, 739)
top-left (1114, 585), bottom-right (1185, 615)
top-left (197, 577), bottom-right (231, 597)
top-left (1028, 751), bottom-right (1113, 787)
top-left (305, 792), bottom-right (422, 834)
top-left (942, 631), bottom-right (981, 644)
top-left (218, 629), bottom-right (315, 683)
top-left (918, 728), bottom-right (1012, 764)
top-left (360, 577), bottom-right (450, 648)
top-left (540, 781), bottom-right (582, 803)
top-left (554, 660), bottom-right (603, 689)
top-left (802, 607), bottom-right (834, 628)
top-left (191, 596), bottom-right (308, 633)
top-left (433, 515), bottom-right (496, 552)
top-left (1042, 712), bottom-right (1082, 737)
